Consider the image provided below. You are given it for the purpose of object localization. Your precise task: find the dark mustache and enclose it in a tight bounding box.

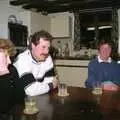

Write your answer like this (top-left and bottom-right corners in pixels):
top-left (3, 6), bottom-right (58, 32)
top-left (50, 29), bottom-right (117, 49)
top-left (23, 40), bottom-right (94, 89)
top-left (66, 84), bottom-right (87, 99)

top-left (41, 54), bottom-right (48, 57)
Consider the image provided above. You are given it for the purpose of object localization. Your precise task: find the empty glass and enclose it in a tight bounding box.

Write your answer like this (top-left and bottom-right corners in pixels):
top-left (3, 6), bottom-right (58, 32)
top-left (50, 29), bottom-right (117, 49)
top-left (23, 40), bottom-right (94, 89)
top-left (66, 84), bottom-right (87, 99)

top-left (58, 83), bottom-right (68, 96)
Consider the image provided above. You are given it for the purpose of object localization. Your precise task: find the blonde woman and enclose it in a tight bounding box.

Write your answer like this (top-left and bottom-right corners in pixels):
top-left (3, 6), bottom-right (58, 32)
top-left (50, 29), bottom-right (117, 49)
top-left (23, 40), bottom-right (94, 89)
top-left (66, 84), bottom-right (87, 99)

top-left (0, 39), bottom-right (24, 120)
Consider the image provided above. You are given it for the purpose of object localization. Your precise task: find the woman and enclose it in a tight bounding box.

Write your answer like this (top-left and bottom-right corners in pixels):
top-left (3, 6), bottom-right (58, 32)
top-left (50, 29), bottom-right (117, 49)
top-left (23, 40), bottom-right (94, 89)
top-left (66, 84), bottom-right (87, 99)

top-left (0, 39), bottom-right (24, 119)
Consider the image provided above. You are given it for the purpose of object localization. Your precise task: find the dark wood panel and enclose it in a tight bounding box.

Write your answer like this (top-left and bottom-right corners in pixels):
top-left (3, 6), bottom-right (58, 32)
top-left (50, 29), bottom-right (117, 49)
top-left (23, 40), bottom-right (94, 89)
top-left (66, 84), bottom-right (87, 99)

top-left (20, 87), bottom-right (120, 120)
top-left (55, 64), bottom-right (88, 67)
top-left (10, 0), bottom-right (120, 14)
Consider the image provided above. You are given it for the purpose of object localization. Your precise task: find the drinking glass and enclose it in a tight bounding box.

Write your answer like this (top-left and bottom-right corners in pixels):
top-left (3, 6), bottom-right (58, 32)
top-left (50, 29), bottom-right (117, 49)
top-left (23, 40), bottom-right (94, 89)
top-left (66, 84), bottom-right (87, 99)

top-left (93, 81), bottom-right (102, 95)
top-left (58, 83), bottom-right (68, 96)
top-left (92, 81), bottom-right (102, 104)
top-left (25, 96), bottom-right (37, 113)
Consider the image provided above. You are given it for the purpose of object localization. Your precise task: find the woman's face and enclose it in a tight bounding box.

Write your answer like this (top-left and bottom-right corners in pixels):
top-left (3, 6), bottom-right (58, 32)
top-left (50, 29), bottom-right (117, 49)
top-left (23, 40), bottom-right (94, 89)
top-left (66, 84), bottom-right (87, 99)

top-left (0, 49), bottom-right (11, 67)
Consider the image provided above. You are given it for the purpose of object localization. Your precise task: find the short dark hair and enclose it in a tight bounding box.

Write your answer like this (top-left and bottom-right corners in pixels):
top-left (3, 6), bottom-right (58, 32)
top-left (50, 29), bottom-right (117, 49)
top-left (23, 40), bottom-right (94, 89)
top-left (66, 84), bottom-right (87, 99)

top-left (30, 30), bottom-right (53, 46)
top-left (98, 37), bottom-right (118, 60)
top-left (97, 37), bottom-right (113, 50)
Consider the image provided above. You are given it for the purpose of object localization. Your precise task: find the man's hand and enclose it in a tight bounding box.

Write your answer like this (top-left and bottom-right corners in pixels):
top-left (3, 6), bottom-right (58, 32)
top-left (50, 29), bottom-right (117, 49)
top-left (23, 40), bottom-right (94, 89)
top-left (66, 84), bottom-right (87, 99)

top-left (52, 76), bottom-right (59, 89)
top-left (102, 82), bottom-right (118, 91)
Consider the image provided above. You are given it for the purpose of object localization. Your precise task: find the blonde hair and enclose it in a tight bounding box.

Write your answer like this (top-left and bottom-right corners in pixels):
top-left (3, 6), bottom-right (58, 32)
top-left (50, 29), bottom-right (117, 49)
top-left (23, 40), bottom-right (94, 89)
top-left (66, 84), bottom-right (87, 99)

top-left (0, 39), bottom-right (16, 56)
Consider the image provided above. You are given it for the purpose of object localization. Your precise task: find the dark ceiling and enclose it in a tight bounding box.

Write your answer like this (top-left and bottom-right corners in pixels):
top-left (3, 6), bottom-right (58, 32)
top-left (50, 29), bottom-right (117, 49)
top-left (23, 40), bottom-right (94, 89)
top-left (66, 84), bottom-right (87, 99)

top-left (10, 0), bottom-right (120, 14)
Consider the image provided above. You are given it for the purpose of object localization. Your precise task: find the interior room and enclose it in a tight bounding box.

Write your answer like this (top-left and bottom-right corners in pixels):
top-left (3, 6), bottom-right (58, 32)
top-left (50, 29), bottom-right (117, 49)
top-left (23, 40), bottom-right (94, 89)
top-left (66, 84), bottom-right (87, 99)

top-left (1, 0), bottom-right (120, 120)
top-left (1, 0), bottom-right (120, 87)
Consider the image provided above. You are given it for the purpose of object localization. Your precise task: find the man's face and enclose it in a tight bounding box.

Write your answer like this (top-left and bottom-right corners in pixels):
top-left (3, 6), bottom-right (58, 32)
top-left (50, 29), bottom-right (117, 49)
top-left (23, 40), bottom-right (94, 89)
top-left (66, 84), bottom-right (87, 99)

top-left (99, 44), bottom-right (112, 61)
top-left (31, 38), bottom-right (50, 61)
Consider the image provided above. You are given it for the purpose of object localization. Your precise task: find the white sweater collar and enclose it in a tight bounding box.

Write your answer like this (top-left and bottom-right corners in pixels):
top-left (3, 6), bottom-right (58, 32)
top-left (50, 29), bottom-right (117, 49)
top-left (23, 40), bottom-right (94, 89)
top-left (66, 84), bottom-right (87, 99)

top-left (97, 55), bottom-right (112, 63)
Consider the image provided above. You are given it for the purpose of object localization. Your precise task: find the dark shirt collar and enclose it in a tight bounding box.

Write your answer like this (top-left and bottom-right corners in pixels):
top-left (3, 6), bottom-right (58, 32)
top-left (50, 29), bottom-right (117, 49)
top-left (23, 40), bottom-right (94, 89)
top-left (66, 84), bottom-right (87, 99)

top-left (28, 49), bottom-right (41, 63)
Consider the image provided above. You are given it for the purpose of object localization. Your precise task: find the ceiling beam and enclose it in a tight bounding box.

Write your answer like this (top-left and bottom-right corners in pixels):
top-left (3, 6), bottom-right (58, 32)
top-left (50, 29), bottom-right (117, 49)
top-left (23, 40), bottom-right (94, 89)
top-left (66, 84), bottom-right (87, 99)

top-left (10, 0), bottom-right (120, 14)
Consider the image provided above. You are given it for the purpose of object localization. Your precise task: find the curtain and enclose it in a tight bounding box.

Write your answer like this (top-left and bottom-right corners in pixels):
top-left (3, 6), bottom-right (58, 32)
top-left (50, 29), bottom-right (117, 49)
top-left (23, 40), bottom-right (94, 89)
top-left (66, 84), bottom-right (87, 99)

top-left (111, 8), bottom-right (119, 60)
top-left (112, 8), bottom-right (119, 46)
top-left (73, 12), bottom-right (81, 51)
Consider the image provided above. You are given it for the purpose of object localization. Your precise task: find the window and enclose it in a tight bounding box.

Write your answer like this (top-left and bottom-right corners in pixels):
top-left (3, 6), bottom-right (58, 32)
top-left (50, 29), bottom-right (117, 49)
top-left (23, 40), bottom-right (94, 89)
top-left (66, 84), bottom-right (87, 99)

top-left (80, 10), bottom-right (112, 49)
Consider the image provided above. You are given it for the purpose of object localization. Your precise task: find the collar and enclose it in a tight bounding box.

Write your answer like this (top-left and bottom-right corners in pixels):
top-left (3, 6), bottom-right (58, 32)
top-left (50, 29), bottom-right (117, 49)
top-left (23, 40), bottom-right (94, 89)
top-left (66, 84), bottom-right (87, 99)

top-left (28, 49), bottom-right (41, 64)
top-left (97, 55), bottom-right (112, 63)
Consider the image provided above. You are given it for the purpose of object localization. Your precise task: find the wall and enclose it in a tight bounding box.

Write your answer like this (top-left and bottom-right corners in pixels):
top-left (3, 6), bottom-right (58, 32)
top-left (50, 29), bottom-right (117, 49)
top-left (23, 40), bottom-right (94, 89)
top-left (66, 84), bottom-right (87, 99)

top-left (49, 12), bottom-right (74, 56)
top-left (55, 60), bottom-right (89, 87)
top-left (31, 12), bottom-right (51, 34)
top-left (0, 2), bottom-right (51, 38)
top-left (56, 66), bottom-right (88, 87)
top-left (8, 5), bottom-right (31, 36)
top-left (49, 12), bottom-right (74, 38)
top-left (8, 6), bottom-right (51, 36)
top-left (0, 0), bottom-right (9, 38)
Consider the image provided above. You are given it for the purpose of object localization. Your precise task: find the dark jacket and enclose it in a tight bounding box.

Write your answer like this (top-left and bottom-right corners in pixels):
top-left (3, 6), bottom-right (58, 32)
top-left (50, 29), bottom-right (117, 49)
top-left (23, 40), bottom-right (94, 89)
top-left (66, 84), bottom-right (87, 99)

top-left (0, 64), bottom-right (25, 114)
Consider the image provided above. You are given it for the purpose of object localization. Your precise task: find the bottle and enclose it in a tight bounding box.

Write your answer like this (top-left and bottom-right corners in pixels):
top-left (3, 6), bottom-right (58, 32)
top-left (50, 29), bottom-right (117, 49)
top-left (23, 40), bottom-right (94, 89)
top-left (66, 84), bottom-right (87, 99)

top-left (57, 41), bottom-right (62, 57)
top-left (64, 43), bottom-right (69, 57)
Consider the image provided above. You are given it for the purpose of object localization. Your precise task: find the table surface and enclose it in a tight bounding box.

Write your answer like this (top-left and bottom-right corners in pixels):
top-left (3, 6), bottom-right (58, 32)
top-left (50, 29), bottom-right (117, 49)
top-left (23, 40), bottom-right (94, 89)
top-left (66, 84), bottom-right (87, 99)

top-left (22, 87), bottom-right (120, 120)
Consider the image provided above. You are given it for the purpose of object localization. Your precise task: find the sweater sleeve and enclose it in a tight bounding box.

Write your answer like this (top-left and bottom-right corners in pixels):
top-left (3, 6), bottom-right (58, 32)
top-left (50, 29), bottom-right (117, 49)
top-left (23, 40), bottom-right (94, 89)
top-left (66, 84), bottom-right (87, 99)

top-left (85, 60), bottom-right (97, 89)
top-left (110, 63), bottom-right (120, 86)
top-left (25, 81), bottom-right (50, 96)
top-left (19, 72), bottom-right (51, 96)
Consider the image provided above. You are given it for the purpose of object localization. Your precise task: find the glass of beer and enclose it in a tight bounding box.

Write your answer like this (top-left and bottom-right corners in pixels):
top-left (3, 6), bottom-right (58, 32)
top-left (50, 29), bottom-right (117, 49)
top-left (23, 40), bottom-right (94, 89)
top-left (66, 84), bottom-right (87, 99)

top-left (25, 96), bottom-right (37, 113)
top-left (92, 81), bottom-right (102, 104)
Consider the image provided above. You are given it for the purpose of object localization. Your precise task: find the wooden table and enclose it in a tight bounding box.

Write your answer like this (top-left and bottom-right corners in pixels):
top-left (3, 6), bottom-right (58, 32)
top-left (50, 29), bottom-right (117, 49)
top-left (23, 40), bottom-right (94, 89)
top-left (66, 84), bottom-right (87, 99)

top-left (21, 87), bottom-right (120, 120)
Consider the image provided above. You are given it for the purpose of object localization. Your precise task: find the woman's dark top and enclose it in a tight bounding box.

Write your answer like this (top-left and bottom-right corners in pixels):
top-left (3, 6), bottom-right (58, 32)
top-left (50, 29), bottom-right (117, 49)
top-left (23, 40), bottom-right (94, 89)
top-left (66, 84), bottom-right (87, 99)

top-left (0, 64), bottom-right (25, 114)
